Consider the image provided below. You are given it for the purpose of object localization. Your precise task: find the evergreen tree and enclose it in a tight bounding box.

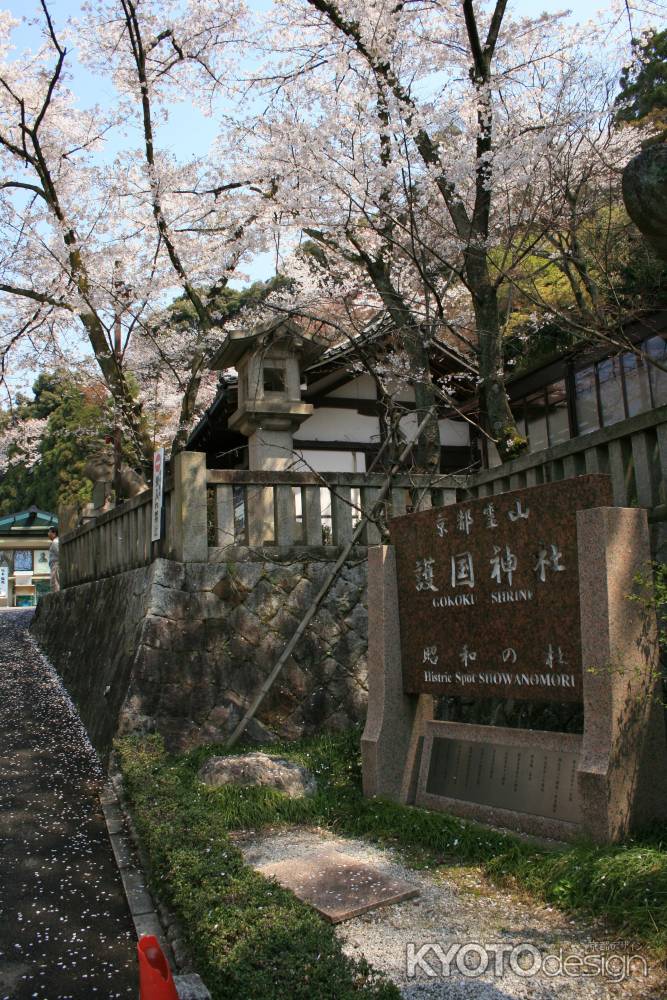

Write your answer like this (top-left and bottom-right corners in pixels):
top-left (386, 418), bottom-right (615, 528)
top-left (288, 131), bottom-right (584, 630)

top-left (615, 29), bottom-right (667, 136)
top-left (0, 374), bottom-right (113, 515)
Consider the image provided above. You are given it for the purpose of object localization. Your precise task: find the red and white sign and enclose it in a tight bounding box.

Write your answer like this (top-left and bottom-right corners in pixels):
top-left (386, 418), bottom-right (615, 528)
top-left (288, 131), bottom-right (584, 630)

top-left (151, 448), bottom-right (165, 543)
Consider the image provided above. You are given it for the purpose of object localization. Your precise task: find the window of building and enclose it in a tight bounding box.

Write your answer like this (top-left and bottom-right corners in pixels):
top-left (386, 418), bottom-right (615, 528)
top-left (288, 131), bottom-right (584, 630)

top-left (623, 352), bottom-right (652, 417)
top-left (597, 357), bottom-right (625, 426)
top-left (546, 380), bottom-right (570, 445)
top-left (486, 438), bottom-right (502, 468)
top-left (480, 329), bottom-right (665, 469)
top-left (525, 390), bottom-right (548, 452)
top-left (505, 384), bottom-right (570, 453)
top-left (646, 335), bottom-right (667, 406)
top-left (574, 366), bottom-right (600, 435)
top-left (511, 406), bottom-right (527, 441)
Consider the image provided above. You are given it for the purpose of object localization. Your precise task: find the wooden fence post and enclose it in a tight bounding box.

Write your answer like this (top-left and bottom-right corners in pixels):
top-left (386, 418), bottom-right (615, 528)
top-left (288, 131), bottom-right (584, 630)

top-left (172, 452), bottom-right (208, 563)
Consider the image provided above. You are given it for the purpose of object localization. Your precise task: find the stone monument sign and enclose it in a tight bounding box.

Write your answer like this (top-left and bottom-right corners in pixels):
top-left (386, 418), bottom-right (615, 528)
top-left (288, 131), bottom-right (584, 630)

top-left (391, 477), bottom-right (612, 701)
top-left (362, 476), bottom-right (667, 843)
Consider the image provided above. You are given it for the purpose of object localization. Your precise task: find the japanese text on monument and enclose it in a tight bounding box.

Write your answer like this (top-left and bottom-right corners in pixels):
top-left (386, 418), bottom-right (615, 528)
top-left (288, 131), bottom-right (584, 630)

top-left (390, 477), bottom-right (612, 701)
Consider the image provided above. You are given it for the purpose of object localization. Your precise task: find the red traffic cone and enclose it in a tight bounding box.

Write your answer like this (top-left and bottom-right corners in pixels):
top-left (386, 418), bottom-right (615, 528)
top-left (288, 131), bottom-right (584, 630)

top-left (137, 935), bottom-right (179, 1000)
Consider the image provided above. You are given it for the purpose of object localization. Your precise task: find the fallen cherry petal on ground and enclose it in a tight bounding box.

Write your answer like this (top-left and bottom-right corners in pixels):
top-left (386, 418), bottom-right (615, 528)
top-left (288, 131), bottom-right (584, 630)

top-left (0, 609), bottom-right (137, 1000)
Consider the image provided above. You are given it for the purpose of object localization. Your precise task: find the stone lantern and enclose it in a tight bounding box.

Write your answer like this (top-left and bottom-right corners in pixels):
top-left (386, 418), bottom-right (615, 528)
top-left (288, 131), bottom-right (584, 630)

top-left (209, 317), bottom-right (327, 545)
top-left (210, 317), bottom-right (326, 471)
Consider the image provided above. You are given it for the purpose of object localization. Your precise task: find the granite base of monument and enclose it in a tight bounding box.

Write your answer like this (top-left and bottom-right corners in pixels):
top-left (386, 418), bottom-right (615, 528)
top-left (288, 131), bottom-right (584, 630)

top-left (361, 500), bottom-right (667, 844)
top-left (576, 506), bottom-right (667, 842)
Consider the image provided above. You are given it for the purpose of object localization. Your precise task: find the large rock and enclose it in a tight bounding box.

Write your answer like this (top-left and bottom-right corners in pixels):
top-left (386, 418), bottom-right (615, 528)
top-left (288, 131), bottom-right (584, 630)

top-left (198, 752), bottom-right (317, 798)
top-left (622, 144), bottom-right (667, 260)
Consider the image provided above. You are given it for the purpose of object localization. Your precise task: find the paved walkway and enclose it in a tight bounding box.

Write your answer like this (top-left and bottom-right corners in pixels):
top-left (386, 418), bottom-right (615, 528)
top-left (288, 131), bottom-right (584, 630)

top-left (0, 610), bottom-right (137, 999)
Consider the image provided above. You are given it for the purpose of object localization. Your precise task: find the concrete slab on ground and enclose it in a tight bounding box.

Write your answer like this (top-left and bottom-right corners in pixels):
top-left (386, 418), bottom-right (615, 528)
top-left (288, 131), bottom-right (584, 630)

top-left (257, 850), bottom-right (419, 923)
top-left (236, 826), bottom-right (667, 999)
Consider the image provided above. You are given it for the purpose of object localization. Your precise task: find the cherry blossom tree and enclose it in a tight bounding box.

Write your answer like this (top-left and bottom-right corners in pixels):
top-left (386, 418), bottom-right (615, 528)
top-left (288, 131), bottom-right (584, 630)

top-left (0, 0), bottom-right (659, 472)
top-left (0, 3), bottom-right (150, 453)
top-left (0, 0), bottom-right (273, 458)
top-left (0, 415), bottom-right (47, 477)
top-left (237, 0), bottom-right (655, 462)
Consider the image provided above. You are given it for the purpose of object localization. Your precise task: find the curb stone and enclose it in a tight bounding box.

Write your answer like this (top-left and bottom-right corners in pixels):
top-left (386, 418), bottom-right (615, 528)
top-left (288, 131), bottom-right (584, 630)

top-left (100, 777), bottom-right (212, 1000)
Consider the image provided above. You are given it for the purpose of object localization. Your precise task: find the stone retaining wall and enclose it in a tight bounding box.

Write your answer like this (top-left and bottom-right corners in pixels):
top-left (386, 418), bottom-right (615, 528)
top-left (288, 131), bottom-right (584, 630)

top-left (32, 552), bottom-right (368, 759)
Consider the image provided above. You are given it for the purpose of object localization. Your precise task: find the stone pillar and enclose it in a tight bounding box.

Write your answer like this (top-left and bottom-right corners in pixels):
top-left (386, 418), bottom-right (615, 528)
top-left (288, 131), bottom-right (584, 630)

top-left (248, 428), bottom-right (295, 471)
top-left (577, 506), bottom-right (667, 842)
top-left (172, 451), bottom-right (208, 563)
top-left (92, 480), bottom-right (112, 511)
top-left (361, 546), bottom-right (432, 802)
top-left (247, 430), bottom-right (296, 546)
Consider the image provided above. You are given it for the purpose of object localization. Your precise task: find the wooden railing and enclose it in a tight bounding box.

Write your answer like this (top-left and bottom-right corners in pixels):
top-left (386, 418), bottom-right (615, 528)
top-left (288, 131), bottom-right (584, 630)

top-left (207, 469), bottom-right (459, 550)
top-left (60, 486), bottom-right (175, 588)
top-left (461, 403), bottom-right (667, 520)
top-left (60, 402), bottom-right (667, 588)
top-left (60, 453), bottom-right (461, 587)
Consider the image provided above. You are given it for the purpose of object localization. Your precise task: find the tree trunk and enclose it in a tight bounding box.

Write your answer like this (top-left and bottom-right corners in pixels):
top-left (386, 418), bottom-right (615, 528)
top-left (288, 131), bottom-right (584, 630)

top-left (403, 333), bottom-right (442, 474)
top-left (79, 312), bottom-right (153, 463)
top-left (366, 260), bottom-right (441, 474)
top-left (169, 354), bottom-right (205, 456)
top-left (467, 253), bottom-right (526, 462)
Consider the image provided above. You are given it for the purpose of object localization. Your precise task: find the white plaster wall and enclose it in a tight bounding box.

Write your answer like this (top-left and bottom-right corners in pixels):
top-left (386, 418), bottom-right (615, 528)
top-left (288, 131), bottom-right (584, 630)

top-left (440, 418), bottom-right (470, 446)
top-left (397, 413), bottom-right (470, 446)
top-left (326, 373), bottom-right (416, 405)
top-left (295, 408), bottom-right (467, 454)
top-left (327, 374), bottom-right (377, 400)
top-left (292, 449), bottom-right (366, 473)
top-left (294, 407), bottom-right (380, 444)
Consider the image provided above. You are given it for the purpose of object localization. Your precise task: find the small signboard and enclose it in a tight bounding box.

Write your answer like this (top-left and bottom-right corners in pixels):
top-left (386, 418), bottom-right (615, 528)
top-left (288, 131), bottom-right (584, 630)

top-left (151, 447), bottom-right (165, 543)
top-left (0, 565), bottom-right (7, 598)
top-left (14, 549), bottom-right (33, 571)
top-left (35, 550), bottom-right (50, 575)
top-left (390, 475), bottom-right (612, 702)
top-left (424, 734), bottom-right (582, 823)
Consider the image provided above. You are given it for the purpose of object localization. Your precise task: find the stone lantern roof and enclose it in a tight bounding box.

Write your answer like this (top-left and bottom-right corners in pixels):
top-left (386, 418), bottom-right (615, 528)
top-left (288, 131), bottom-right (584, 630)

top-left (209, 317), bottom-right (327, 371)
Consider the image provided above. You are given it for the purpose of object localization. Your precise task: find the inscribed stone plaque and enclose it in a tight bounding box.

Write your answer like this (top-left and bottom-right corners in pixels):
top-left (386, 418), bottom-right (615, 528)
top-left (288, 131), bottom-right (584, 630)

top-left (390, 475), bottom-right (612, 701)
top-left (425, 736), bottom-right (582, 824)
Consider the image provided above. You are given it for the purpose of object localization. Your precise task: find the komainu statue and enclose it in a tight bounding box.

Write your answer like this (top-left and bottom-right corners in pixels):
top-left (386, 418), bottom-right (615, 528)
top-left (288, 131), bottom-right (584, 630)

top-left (83, 451), bottom-right (149, 503)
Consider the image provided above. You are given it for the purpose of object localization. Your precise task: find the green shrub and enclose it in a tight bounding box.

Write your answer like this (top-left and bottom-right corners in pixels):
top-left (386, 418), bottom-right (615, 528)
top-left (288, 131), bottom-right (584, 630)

top-left (117, 736), bottom-right (398, 999)
top-left (117, 726), bottom-right (667, 1000)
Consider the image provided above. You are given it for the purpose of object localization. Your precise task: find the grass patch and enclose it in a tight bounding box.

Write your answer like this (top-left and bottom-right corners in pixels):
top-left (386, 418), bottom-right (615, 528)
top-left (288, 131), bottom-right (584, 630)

top-left (116, 735), bottom-right (398, 999)
top-left (117, 728), bottom-right (667, 998)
